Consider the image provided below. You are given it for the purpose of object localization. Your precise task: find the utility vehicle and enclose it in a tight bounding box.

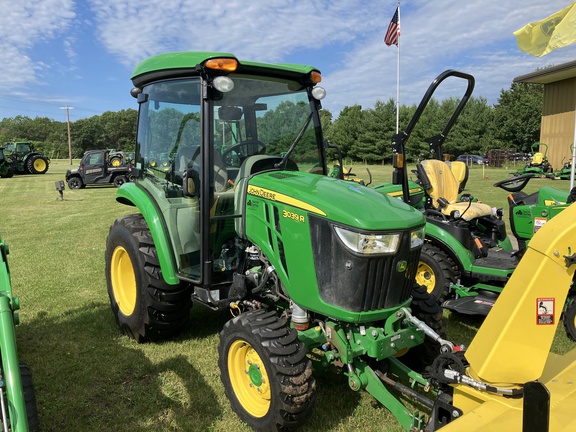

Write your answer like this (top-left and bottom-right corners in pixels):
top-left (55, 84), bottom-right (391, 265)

top-left (66, 149), bottom-right (132, 189)
top-left (0, 238), bottom-right (39, 431)
top-left (2, 142), bottom-right (49, 175)
top-left (105, 53), bottom-right (576, 431)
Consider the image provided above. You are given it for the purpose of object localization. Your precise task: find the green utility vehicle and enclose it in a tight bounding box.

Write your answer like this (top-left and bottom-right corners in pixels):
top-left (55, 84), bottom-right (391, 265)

top-left (105, 52), bottom-right (465, 431)
top-left (0, 148), bottom-right (16, 178)
top-left (2, 142), bottom-right (49, 175)
top-left (0, 238), bottom-right (39, 431)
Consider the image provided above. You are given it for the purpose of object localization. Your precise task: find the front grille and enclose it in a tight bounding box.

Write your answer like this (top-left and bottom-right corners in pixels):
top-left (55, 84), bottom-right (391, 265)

top-left (310, 216), bottom-right (419, 312)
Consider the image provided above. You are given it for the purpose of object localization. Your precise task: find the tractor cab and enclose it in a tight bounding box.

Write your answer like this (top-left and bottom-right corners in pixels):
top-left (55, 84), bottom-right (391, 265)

top-left (122, 52), bottom-right (330, 296)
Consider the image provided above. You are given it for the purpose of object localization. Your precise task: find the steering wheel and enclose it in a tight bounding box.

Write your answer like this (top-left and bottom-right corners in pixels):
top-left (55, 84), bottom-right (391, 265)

top-left (221, 140), bottom-right (266, 167)
top-left (493, 173), bottom-right (536, 192)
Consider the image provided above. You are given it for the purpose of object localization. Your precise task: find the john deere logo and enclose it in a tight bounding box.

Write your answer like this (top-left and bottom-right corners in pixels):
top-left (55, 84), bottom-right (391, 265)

top-left (541, 17), bottom-right (561, 37)
top-left (397, 261), bottom-right (408, 273)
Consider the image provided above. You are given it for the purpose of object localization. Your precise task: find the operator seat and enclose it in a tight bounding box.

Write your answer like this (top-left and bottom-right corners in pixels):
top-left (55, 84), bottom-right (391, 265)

top-left (531, 152), bottom-right (544, 166)
top-left (176, 145), bottom-right (229, 193)
top-left (447, 161), bottom-right (469, 193)
top-left (418, 159), bottom-right (492, 221)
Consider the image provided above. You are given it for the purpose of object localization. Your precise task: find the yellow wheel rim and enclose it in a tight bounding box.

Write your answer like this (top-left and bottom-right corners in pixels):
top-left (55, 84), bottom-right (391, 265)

top-left (416, 261), bottom-right (436, 295)
top-left (34, 158), bottom-right (46, 172)
top-left (228, 339), bottom-right (271, 417)
top-left (111, 159), bottom-right (121, 167)
top-left (110, 246), bottom-right (137, 316)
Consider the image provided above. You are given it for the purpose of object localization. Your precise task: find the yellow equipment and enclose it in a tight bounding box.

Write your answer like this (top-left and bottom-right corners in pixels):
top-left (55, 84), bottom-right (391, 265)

top-left (440, 199), bottom-right (576, 431)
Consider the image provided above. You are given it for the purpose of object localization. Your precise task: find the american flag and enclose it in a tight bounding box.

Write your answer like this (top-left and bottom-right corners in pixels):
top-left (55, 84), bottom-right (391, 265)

top-left (384, 7), bottom-right (400, 46)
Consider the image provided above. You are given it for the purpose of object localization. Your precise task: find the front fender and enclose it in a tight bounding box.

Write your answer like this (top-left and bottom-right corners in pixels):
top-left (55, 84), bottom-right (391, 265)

top-left (116, 183), bottom-right (180, 285)
top-left (424, 222), bottom-right (475, 270)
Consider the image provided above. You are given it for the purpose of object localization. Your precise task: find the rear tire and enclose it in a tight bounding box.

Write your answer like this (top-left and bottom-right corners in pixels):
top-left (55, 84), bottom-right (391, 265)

top-left (563, 298), bottom-right (576, 341)
top-left (105, 214), bottom-right (192, 342)
top-left (218, 309), bottom-right (316, 431)
top-left (113, 175), bottom-right (127, 188)
top-left (416, 244), bottom-right (458, 303)
top-left (26, 155), bottom-right (49, 174)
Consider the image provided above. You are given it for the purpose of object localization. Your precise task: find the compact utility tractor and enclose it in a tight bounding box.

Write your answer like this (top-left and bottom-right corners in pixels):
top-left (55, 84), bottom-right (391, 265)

top-left (2, 142), bottom-right (49, 175)
top-left (105, 52), bottom-right (576, 431)
top-left (380, 71), bottom-right (520, 316)
top-left (0, 238), bottom-right (38, 431)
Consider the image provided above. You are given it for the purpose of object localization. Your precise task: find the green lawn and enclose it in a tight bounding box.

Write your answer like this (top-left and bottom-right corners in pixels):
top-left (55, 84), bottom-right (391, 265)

top-left (0, 160), bottom-right (573, 432)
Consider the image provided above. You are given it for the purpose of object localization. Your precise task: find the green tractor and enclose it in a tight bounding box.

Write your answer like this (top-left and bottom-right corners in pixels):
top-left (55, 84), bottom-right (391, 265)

top-left (0, 148), bottom-right (16, 178)
top-left (377, 71), bottom-right (576, 323)
top-left (2, 142), bottom-right (50, 175)
top-left (104, 52), bottom-right (468, 431)
top-left (0, 238), bottom-right (39, 431)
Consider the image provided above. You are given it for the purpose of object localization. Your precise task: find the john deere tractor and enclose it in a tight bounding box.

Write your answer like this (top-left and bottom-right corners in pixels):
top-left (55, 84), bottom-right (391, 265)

top-left (2, 142), bottom-right (49, 175)
top-left (105, 52), bottom-right (576, 431)
top-left (104, 52), bottom-right (463, 431)
top-left (0, 148), bottom-right (16, 178)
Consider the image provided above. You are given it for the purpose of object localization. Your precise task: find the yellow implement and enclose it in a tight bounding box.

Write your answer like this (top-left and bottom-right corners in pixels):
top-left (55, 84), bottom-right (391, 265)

top-left (442, 198), bottom-right (576, 431)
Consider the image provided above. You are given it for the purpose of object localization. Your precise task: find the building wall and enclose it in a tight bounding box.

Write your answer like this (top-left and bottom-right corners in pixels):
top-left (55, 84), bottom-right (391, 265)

top-left (541, 77), bottom-right (576, 170)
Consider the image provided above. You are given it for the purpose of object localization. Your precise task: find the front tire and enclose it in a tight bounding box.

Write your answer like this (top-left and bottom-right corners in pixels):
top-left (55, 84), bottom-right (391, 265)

top-left (218, 309), bottom-right (316, 431)
top-left (416, 244), bottom-right (458, 303)
top-left (400, 285), bottom-right (447, 372)
top-left (67, 177), bottom-right (83, 189)
top-left (105, 214), bottom-right (192, 342)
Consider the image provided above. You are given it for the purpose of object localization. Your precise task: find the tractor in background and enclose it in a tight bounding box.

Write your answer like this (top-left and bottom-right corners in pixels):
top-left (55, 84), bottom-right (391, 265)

top-left (2, 142), bottom-right (49, 175)
top-left (0, 148), bottom-right (16, 178)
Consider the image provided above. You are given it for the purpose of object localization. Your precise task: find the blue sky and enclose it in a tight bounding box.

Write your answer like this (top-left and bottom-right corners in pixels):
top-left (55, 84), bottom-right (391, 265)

top-left (1, 0), bottom-right (576, 123)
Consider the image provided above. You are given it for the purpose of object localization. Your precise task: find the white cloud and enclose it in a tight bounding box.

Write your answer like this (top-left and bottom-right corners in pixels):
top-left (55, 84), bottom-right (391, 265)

top-left (1, 0), bottom-right (576, 118)
top-left (0, 0), bottom-right (76, 90)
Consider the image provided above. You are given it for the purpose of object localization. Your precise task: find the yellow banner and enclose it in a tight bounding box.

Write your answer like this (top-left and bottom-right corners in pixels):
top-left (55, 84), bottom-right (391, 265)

top-left (514, 2), bottom-right (576, 57)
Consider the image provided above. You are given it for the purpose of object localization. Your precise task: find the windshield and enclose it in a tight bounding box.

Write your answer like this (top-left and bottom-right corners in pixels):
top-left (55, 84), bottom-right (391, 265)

top-left (133, 74), bottom-right (324, 281)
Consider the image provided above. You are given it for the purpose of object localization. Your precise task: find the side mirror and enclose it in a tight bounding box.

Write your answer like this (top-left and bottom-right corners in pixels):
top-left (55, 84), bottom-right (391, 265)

top-left (183, 168), bottom-right (200, 197)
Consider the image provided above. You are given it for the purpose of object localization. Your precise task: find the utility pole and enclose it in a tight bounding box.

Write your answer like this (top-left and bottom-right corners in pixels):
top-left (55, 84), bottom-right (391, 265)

top-left (59, 105), bottom-right (74, 164)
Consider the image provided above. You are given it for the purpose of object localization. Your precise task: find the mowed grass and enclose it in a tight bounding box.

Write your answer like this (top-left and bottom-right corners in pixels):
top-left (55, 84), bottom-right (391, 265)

top-left (0, 159), bottom-right (574, 432)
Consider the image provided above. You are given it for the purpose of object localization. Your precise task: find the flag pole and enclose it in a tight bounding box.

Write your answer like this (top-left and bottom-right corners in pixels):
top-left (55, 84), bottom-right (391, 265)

top-left (395, 0), bottom-right (401, 133)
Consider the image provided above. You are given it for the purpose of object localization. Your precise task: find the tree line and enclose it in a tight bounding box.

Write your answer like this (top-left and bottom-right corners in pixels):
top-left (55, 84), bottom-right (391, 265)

top-left (0, 81), bottom-right (542, 162)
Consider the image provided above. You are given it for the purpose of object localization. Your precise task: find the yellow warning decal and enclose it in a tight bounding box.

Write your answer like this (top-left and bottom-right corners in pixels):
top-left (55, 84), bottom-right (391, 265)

top-left (247, 185), bottom-right (326, 216)
top-left (387, 187), bottom-right (423, 197)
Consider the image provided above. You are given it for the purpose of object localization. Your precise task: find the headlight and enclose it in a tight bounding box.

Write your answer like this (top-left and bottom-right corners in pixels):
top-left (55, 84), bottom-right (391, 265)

top-left (410, 228), bottom-right (425, 249)
top-left (334, 226), bottom-right (399, 255)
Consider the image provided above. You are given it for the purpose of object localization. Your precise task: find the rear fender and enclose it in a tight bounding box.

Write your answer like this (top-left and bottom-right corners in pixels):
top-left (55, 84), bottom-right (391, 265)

top-left (116, 183), bottom-right (180, 285)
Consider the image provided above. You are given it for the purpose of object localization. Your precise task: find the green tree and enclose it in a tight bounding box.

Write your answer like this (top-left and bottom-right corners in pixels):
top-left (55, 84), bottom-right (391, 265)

top-left (492, 82), bottom-right (543, 151)
top-left (325, 104), bottom-right (364, 160)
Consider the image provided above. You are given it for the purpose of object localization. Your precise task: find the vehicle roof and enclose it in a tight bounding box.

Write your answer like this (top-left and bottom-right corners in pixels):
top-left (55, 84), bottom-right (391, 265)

top-left (131, 51), bottom-right (320, 87)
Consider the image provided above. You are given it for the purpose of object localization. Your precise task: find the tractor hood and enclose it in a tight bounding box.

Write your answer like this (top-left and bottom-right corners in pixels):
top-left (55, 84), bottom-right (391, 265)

top-left (248, 170), bottom-right (424, 231)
